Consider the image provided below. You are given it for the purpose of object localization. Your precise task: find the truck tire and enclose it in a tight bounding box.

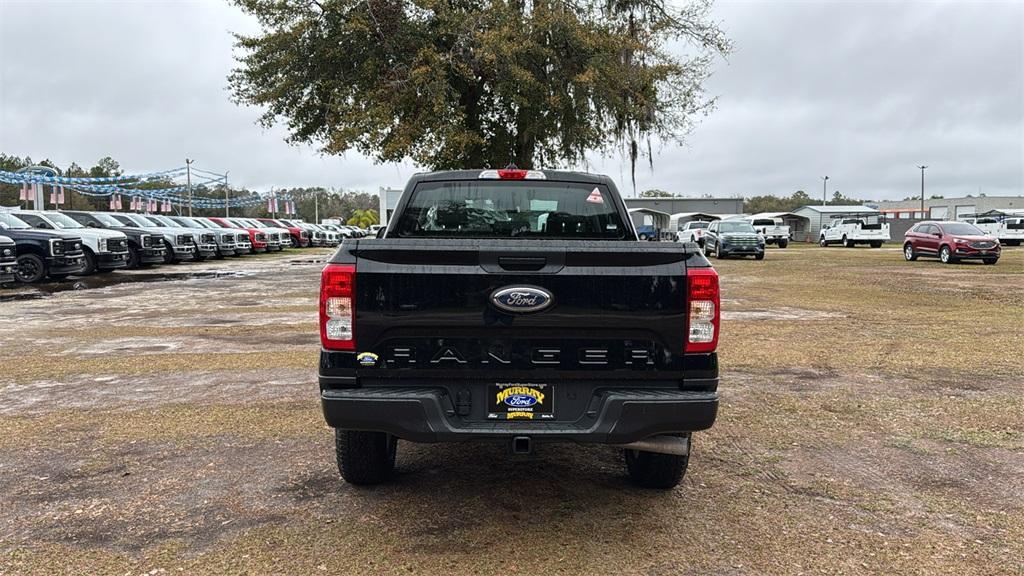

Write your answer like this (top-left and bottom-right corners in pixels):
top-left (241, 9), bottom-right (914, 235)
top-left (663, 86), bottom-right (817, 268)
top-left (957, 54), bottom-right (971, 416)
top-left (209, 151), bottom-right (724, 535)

top-left (755, 253), bottom-right (765, 260)
top-left (15, 253), bottom-right (47, 283)
top-left (869, 241), bottom-right (882, 248)
top-left (335, 429), bottom-right (396, 485)
top-left (778, 239), bottom-right (789, 249)
top-left (624, 435), bottom-right (690, 489)
top-left (80, 248), bottom-right (97, 275)
top-left (819, 237), bottom-right (828, 247)
top-left (126, 245), bottom-right (141, 269)
top-left (163, 240), bottom-right (177, 264)
top-left (1005, 240), bottom-right (1020, 246)
top-left (843, 236), bottom-right (854, 248)
top-left (638, 233), bottom-right (649, 241)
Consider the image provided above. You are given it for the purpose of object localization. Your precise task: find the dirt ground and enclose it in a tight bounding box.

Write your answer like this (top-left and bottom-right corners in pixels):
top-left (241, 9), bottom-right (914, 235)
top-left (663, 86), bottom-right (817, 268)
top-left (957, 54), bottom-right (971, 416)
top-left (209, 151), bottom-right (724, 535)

top-left (0, 245), bottom-right (1021, 575)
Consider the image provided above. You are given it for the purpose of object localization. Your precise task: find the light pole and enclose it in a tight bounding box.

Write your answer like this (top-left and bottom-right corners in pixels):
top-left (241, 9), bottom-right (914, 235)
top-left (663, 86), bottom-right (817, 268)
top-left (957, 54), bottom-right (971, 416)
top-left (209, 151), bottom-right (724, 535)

top-left (820, 175), bottom-right (829, 238)
top-left (185, 158), bottom-right (194, 217)
top-left (917, 165), bottom-right (927, 217)
top-left (224, 170), bottom-right (230, 218)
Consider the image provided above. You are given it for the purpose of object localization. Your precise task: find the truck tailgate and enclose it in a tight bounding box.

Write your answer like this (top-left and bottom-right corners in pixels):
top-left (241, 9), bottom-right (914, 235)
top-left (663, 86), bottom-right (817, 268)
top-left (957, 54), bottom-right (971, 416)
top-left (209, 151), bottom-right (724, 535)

top-left (346, 239), bottom-right (699, 381)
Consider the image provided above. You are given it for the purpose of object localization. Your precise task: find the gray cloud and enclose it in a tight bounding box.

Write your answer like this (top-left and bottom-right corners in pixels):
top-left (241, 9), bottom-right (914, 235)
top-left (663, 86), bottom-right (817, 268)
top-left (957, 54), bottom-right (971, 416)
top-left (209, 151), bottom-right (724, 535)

top-left (1, 0), bottom-right (1021, 201)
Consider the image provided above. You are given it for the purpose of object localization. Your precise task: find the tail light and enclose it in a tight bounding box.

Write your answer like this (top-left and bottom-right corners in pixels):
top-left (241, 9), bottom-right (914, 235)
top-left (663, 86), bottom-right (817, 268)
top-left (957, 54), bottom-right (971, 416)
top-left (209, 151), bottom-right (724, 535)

top-left (320, 264), bottom-right (355, 350)
top-left (685, 268), bottom-right (719, 353)
top-left (479, 169), bottom-right (546, 180)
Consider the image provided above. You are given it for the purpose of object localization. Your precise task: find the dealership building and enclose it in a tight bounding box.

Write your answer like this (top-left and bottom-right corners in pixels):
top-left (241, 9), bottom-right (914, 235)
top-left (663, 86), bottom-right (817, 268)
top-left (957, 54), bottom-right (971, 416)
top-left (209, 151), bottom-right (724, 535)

top-left (867, 195), bottom-right (1024, 220)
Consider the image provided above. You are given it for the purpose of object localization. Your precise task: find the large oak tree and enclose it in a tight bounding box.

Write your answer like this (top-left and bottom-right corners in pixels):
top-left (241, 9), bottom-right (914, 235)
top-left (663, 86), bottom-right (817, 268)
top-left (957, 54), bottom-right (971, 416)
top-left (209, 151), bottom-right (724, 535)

top-left (230, 0), bottom-right (729, 181)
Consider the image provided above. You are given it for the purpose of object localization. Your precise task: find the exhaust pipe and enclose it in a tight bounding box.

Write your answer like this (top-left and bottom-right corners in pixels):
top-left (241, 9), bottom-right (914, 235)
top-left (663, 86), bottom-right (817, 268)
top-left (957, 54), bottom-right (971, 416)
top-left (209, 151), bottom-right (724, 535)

top-left (616, 435), bottom-right (690, 456)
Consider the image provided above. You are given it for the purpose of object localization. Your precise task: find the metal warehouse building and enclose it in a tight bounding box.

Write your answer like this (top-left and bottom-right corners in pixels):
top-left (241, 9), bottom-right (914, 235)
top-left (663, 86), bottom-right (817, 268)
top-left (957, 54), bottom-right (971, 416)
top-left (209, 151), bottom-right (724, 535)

top-left (623, 197), bottom-right (745, 215)
top-left (791, 205), bottom-right (882, 242)
top-left (868, 195), bottom-right (1024, 220)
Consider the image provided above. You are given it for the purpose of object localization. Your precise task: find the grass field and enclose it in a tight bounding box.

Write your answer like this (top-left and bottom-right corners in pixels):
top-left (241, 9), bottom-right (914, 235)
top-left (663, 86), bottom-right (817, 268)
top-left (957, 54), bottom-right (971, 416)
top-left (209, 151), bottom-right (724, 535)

top-left (0, 246), bottom-right (1021, 575)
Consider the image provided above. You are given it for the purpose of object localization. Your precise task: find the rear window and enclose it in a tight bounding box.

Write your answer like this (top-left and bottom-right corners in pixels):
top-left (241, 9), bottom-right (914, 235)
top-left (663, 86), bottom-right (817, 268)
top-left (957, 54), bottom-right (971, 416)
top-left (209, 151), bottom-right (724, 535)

top-left (393, 181), bottom-right (628, 239)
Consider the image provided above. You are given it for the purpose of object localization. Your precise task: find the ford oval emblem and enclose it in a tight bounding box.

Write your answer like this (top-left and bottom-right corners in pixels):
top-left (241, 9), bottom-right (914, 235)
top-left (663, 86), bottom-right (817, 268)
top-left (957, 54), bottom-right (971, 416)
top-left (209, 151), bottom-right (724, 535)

top-left (490, 285), bottom-right (553, 314)
top-left (504, 394), bottom-right (538, 407)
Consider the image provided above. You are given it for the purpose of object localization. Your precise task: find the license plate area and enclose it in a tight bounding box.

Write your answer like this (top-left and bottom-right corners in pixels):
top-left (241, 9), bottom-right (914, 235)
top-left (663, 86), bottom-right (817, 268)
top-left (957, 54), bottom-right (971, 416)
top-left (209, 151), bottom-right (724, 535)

top-left (487, 383), bottom-right (554, 421)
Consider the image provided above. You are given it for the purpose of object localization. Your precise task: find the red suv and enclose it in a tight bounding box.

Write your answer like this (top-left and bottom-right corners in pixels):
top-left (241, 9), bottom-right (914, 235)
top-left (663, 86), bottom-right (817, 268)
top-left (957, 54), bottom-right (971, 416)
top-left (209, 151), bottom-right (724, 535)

top-left (904, 221), bottom-right (1000, 265)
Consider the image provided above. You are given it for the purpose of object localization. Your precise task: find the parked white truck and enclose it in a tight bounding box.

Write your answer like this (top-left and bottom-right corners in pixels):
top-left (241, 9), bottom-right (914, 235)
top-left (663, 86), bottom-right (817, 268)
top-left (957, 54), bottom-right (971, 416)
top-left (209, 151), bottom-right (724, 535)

top-left (819, 214), bottom-right (890, 248)
top-left (676, 220), bottom-right (711, 246)
top-left (959, 214), bottom-right (1024, 246)
top-left (745, 215), bottom-right (790, 248)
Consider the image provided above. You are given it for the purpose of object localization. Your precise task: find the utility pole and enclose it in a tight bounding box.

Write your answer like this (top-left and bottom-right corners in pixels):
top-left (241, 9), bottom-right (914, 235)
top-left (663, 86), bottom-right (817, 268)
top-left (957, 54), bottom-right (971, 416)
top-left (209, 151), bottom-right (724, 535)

top-left (917, 165), bottom-right (927, 217)
top-left (224, 170), bottom-right (230, 218)
top-left (314, 192), bottom-right (320, 224)
top-left (820, 175), bottom-right (829, 238)
top-left (186, 158), bottom-right (194, 217)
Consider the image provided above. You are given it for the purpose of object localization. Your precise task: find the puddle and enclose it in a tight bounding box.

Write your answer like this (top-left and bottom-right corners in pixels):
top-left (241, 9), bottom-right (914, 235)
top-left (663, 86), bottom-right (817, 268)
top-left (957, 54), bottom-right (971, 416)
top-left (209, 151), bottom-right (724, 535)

top-left (0, 270), bottom-right (252, 301)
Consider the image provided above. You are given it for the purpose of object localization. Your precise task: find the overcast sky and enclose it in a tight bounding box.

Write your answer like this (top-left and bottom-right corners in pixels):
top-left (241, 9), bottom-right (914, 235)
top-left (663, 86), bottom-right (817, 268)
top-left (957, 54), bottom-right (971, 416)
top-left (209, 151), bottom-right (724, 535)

top-left (1, 0), bottom-right (1021, 200)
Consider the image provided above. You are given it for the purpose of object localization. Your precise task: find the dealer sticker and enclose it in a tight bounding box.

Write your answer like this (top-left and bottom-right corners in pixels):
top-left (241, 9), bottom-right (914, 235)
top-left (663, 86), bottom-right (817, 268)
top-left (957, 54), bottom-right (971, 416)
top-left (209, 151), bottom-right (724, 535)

top-left (487, 383), bottom-right (554, 420)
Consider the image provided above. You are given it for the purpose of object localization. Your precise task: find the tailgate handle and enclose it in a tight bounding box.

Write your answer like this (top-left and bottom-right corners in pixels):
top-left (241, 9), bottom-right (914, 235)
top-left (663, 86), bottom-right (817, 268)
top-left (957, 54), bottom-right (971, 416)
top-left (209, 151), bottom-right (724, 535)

top-left (498, 257), bottom-right (547, 271)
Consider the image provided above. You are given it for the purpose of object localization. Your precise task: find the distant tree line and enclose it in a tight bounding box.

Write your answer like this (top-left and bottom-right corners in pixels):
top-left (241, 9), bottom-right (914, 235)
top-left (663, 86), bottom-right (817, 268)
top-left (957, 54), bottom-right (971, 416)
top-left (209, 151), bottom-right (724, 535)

top-left (0, 152), bottom-right (378, 224)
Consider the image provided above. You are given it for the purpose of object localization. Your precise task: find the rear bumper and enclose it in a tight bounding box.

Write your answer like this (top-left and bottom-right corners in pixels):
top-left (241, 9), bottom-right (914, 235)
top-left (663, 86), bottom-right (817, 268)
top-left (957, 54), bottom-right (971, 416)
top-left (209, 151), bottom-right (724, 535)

top-left (321, 387), bottom-right (718, 444)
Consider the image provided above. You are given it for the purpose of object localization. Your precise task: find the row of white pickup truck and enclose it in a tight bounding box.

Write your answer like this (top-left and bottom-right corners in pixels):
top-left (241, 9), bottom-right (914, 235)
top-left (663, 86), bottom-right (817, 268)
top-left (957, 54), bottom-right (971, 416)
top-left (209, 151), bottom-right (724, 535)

top-left (677, 213), bottom-right (1024, 247)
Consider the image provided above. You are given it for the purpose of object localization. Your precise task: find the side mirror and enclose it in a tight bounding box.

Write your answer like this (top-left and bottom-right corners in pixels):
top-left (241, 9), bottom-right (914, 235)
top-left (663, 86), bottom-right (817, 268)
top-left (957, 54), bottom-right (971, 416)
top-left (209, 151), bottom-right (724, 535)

top-left (933, 232), bottom-right (943, 238)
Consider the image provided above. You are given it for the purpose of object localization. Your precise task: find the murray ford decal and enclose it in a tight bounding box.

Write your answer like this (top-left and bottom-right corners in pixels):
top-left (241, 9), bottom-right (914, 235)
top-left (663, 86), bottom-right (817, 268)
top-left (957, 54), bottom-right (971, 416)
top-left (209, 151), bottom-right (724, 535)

top-left (488, 383), bottom-right (554, 420)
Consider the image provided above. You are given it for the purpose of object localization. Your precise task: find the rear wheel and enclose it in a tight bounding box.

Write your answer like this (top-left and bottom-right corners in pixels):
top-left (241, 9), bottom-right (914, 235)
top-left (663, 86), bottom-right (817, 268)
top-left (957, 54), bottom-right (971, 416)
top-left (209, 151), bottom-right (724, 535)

top-left (335, 430), bottom-right (397, 485)
top-left (15, 253), bottom-right (47, 283)
top-left (843, 235), bottom-right (854, 248)
top-left (638, 233), bottom-right (649, 241)
top-left (1004, 240), bottom-right (1020, 246)
top-left (870, 241), bottom-right (882, 248)
top-left (904, 243), bottom-right (918, 261)
top-left (939, 245), bottom-right (956, 264)
top-left (624, 434), bottom-right (690, 489)
top-left (778, 239), bottom-right (789, 249)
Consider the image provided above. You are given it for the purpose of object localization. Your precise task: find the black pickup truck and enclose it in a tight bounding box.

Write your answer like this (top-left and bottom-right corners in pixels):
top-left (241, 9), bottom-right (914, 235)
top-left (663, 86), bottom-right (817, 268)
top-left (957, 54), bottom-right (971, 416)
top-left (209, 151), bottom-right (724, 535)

top-left (318, 169), bottom-right (720, 488)
top-left (63, 211), bottom-right (166, 268)
top-left (0, 212), bottom-right (85, 283)
top-left (0, 234), bottom-right (16, 284)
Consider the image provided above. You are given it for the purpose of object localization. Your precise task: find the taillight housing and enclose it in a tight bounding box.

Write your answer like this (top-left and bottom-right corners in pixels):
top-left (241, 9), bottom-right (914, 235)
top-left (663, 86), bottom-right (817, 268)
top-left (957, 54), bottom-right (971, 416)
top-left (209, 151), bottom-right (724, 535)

top-left (320, 264), bottom-right (355, 350)
top-left (479, 169), bottom-right (547, 180)
top-left (685, 267), bottom-right (719, 353)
